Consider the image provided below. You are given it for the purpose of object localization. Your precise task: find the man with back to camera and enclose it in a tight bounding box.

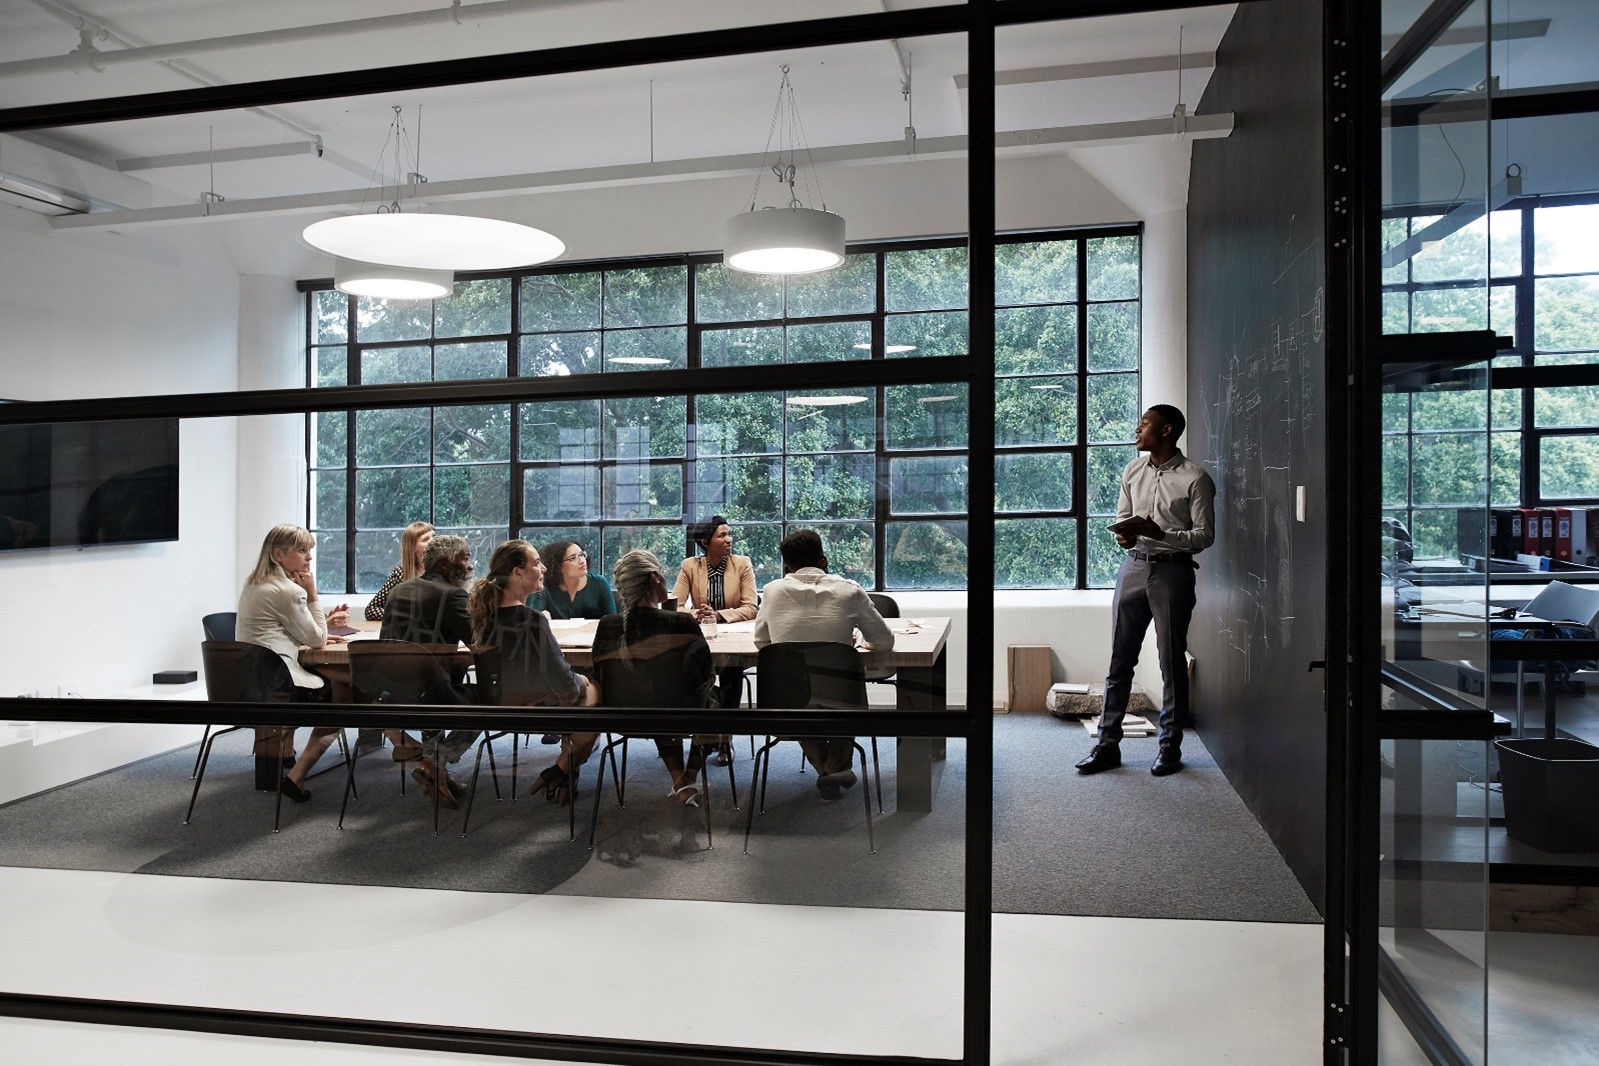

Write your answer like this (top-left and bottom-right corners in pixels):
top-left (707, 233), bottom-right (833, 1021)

top-left (379, 533), bottom-right (477, 808)
top-left (754, 528), bottom-right (895, 802)
top-left (1076, 404), bottom-right (1216, 778)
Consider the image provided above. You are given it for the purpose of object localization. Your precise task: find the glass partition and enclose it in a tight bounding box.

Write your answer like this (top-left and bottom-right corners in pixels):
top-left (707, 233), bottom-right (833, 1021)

top-left (0, 19), bottom-right (979, 1063)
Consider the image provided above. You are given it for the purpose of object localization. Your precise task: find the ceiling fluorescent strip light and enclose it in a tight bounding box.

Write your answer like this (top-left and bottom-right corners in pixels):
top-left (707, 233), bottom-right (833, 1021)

top-left (0, 171), bottom-right (90, 215)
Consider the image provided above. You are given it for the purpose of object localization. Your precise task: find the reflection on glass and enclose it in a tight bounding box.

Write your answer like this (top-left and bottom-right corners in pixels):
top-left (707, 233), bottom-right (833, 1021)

top-left (889, 456), bottom-right (969, 514)
top-left (886, 246), bottom-right (968, 311)
top-left (434, 278), bottom-right (511, 338)
top-left (519, 331), bottom-right (599, 376)
top-left (997, 240), bottom-right (1077, 305)
top-left (524, 466), bottom-right (599, 521)
top-left (522, 272), bottom-right (601, 332)
top-left (1086, 235), bottom-right (1139, 300)
top-left (434, 405), bottom-right (510, 462)
top-left (786, 391), bottom-right (875, 453)
top-left (604, 464), bottom-right (682, 520)
top-left (996, 518), bottom-right (1076, 588)
top-left (885, 520), bottom-right (967, 589)
top-left (701, 326), bottom-right (781, 368)
top-left (995, 377), bottom-right (1075, 445)
top-left (361, 346), bottom-right (430, 385)
top-left (695, 456), bottom-right (782, 518)
top-left (520, 399), bottom-right (601, 462)
top-left (789, 320), bottom-right (871, 363)
top-left (884, 312), bottom-right (967, 357)
top-left (313, 290), bottom-right (348, 344)
top-left (807, 521), bottom-right (874, 586)
top-left (696, 392), bottom-right (783, 455)
top-left (886, 385), bottom-right (967, 450)
top-left (604, 326), bottom-right (687, 372)
top-left (996, 305), bottom-right (1076, 374)
top-left (787, 454), bottom-right (874, 521)
top-left (434, 341), bottom-right (507, 380)
top-left (995, 453), bottom-right (1072, 511)
top-left (696, 262), bottom-right (782, 323)
top-left (434, 465), bottom-right (510, 526)
top-left (603, 266), bottom-right (687, 327)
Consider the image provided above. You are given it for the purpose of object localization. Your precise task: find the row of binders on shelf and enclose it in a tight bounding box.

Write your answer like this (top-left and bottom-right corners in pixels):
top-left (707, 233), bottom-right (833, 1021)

top-left (1457, 507), bottom-right (1599, 569)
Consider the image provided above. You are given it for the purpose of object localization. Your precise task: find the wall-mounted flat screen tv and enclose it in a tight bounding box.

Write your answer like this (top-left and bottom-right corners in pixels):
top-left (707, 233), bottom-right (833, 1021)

top-left (0, 418), bottom-right (179, 552)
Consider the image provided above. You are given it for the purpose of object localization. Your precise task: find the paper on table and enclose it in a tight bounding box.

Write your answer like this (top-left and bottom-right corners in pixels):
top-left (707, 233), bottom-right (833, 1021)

top-left (546, 618), bottom-right (591, 630)
top-left (718, 621), bottom-right (756, 633)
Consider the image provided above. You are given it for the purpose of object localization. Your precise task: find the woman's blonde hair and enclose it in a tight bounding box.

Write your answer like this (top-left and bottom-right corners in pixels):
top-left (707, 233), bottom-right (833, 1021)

top-left (246, 524), bottom-right (314, 586)
top-left (469, 539), bottom-right (536, 643)
top-left (399, 521), bottom-right (435, 581)
top-left (611, 549), bottom-right (664, 622)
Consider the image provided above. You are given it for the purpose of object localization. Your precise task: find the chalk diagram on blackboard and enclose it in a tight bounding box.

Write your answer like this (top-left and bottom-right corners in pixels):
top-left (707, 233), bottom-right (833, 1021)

top-left (1196, 241), bottom-right (1324, 681)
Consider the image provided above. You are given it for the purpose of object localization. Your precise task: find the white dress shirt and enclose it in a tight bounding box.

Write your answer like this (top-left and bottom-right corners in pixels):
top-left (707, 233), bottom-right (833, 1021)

top-left (753, 568), bottom-right (896, 651)
top-left (1115, 448), bottom-right (1217, 555)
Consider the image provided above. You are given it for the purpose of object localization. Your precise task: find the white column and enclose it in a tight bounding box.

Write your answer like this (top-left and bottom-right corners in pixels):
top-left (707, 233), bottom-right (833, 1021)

top-left (235, 274), bottom-right (307, 574)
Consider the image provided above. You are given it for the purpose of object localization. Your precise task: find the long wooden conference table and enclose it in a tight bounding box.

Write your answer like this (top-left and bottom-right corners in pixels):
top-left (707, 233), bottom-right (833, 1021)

top-left (301, 617), bottom-right (952, 811)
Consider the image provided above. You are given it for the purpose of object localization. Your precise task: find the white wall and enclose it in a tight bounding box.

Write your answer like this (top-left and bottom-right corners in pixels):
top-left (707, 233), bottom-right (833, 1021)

top-left (0, 206), bottom-right (240, 697)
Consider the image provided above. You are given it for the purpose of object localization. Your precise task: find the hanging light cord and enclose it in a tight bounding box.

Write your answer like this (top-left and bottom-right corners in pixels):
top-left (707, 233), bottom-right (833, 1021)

top-left (746, 65), bottom-right (827, 213)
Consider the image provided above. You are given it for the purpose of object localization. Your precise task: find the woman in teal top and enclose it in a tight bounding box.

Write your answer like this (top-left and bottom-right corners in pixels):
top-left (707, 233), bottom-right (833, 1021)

top-left (528, 539), bottom-right (617, 619)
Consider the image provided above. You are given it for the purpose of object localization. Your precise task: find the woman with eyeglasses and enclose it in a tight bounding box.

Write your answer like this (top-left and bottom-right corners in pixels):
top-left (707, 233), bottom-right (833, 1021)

top-left (529, 539), bottom-right (617, 620)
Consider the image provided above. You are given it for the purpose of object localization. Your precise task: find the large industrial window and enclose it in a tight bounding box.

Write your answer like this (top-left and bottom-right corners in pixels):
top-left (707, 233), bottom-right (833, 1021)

top-left (307, 227), bottom-right (1141, 592)
top-left (1381, 196), bottom-right (1599, 560)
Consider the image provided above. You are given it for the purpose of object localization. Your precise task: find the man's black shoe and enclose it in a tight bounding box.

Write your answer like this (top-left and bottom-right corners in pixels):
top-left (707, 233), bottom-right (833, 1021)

top-left (1151, 746), bottom-right (1183, 776)
top-left (1075, 742), bottom-right (1121, 774)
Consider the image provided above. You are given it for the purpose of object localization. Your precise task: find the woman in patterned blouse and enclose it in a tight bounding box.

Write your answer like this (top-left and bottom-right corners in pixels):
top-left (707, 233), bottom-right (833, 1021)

top-left (672, 515), bottom-right (758, 757)
top-left (363, 521), bottom-right (433, 621)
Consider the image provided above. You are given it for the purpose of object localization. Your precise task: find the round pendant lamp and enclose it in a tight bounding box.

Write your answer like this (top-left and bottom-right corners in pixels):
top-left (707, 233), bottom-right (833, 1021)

top-left (724, 207), bottom-right (845, 275)
top-left (334, 257), bottom-right (453, 300)
top-left (306, 213), bottom-right (564, 272)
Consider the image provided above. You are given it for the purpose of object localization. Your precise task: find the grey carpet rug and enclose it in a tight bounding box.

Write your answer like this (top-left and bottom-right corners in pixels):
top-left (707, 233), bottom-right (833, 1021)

top-left (0, 715), bottom-right (1318, 923)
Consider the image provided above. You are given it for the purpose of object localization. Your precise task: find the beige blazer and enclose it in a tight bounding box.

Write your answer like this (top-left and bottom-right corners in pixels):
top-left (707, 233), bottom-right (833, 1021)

top-left (672, 554), bottom-right (758, 623)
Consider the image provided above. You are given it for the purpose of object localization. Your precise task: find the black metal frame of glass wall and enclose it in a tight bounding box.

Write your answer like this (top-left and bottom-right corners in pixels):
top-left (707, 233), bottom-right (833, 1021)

top-left (0, 2), bottom-right (1229, 1064)
top-left (298, 226), bottom-right (1142, 595)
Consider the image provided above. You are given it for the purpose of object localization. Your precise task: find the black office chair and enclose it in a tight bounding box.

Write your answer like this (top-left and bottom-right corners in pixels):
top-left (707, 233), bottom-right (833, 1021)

top-left (192, 641), bottom-right (351, 832)
top-left (201, 611), bottom-right (237, 641)
top-left (586, 633), bottom-right (738, 851)
top-left (344, 640), bottom-right (467, 835)
top-left (192, 612), bottom-right (240, 777)
top-left (745, 641), bottom-right (877, 855)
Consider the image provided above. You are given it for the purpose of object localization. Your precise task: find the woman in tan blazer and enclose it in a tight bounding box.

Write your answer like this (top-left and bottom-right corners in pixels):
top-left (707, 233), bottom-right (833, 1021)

top-left (672, 516), bottom-right (757, 749)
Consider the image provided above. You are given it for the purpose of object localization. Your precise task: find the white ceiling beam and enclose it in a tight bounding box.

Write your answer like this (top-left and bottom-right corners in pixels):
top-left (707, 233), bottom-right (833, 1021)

top-left (953, 53), bottom-right (1216, 90)
top-left (51, 113), bottom-right (1233, 232)
top-left (3, 0), bottom-right (603, 79)
top-left (116, 140), bottom-right (321, 172)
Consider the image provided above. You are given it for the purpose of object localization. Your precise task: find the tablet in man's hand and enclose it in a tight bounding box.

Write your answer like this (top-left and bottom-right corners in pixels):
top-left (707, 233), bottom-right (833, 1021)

top-left (1106, 516), bottom-right (1145, 536)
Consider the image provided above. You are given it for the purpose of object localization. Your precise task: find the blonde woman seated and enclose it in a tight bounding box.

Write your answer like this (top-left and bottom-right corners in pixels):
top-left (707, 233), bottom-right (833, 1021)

top-left (469, 539), bottom-right (601, 805)
top-left (236, 524), bottom-right (348, 802)
top-left (594, 550), bottom-right (720, 806)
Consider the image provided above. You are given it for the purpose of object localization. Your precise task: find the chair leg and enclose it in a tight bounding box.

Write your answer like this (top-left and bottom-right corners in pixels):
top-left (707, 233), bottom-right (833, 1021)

top-left (618, 737), bottom-right (629, 806)
top-left (566, 737), bottom-right (578, 842)
top-left (183, 729), bottom-right (224, 824)
top-left (588, 740), bottom-right (621, 849)
top-left (871, 736), bottom-right (883, 814)
top-left (337, 730), bottom-right (358, 801)
top-left (743, 742), bottom-right (774, 853)
top-left (699, 757), bottom-right (713, 850)
top-left (272, 749), bottom-right (287, 833)
top-left (854, 742), bottom-right (876, 855)
top-left (486, 736), bottom-right (502, 801)
top-left (724, 747), bottom-right (739, 810)
top-left (462, 741), bottom-right (491, 837)
top-left (511, 733), bottom-right (522, 801)
top-left (337, 746), bottom-right (358, 829)
top-left (190, 725), bottom-right (212, 779)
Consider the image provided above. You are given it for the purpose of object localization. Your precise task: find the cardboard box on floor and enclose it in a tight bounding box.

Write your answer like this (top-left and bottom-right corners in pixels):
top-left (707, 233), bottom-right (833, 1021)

top-left (1006, 645), bottom-right (1054, 712)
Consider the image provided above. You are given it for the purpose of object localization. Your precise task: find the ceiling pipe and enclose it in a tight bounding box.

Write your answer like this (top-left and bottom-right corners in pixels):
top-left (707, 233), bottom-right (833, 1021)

top-left (51, 112), bottom-right (1234, 232)
top-left (2, 0), bottom-right (608, 80)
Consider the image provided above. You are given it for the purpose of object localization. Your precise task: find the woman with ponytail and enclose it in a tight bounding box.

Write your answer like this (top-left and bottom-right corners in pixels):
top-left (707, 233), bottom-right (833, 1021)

top-left (471, 540), bottom-right (600, 804)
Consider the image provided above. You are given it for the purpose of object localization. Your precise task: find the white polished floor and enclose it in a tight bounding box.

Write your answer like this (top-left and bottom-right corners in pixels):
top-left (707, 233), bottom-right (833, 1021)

top-left (0, 867), bottom-right (1322, 1064)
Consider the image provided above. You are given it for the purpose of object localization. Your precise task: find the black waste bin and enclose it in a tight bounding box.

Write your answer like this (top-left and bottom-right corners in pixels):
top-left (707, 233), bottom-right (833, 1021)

top-left (1495, 738), bottom-right (1599, 853)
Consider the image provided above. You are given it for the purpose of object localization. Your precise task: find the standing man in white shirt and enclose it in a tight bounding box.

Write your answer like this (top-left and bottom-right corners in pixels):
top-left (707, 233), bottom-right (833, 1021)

top-left (1077, 404), bottom-right (1216, 778)
top-left (755, 529), bottom-right (895, 801)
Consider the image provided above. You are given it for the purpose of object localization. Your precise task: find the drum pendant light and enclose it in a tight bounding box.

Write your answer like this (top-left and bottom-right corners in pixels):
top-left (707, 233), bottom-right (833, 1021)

top-left (723, 66), bottom-right (844, 275)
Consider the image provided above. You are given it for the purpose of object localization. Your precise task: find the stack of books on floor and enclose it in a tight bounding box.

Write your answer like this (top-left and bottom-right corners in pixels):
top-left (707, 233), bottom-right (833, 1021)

top-left (1083, 713), bottom-right (1154, 738)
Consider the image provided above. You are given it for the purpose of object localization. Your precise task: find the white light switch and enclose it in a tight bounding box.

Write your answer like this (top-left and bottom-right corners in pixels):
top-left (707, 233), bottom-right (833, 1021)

top-left (1295, 485), bottom-right (1307, 522)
